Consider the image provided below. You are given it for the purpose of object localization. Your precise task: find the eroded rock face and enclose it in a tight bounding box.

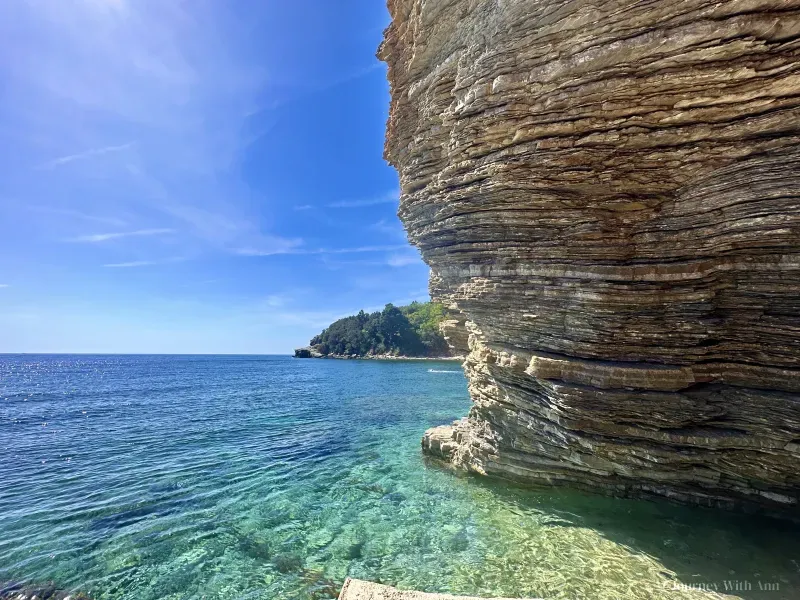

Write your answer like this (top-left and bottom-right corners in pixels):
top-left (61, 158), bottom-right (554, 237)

top-left (379, 0), bottom-right (800, 514)
top-left (438, 310), bottom-right (470, 357)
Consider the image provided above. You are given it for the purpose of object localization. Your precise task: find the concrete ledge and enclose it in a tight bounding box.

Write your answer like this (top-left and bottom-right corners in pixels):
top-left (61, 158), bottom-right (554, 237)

top-left (338, 578), bottom-right (537, 600)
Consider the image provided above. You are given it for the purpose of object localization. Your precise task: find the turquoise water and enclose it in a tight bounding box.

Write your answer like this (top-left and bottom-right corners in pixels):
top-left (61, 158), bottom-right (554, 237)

top-left (1, 355), bottom-right (799, 600)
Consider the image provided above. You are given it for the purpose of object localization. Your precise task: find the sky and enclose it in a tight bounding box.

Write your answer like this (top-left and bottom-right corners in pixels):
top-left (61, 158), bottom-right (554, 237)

top-left (0, 0), bottom-right (432, 354)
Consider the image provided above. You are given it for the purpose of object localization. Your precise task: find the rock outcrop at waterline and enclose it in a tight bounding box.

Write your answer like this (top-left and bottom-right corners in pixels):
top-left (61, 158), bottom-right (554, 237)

top-left (379, 0), bottom-right (800, 514)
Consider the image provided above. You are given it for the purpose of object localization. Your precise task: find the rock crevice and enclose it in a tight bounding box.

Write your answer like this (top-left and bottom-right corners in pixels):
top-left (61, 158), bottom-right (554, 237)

top-left (380, 0), bottom-right (800, 515)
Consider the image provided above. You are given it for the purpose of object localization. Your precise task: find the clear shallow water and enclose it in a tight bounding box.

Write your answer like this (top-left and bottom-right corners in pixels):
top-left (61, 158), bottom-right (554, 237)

top-left (1, 355), bottom-right (799, 600)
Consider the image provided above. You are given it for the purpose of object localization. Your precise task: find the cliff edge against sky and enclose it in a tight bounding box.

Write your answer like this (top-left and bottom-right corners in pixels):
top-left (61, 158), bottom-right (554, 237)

top-left (379, 0), bottom-right (800, 515)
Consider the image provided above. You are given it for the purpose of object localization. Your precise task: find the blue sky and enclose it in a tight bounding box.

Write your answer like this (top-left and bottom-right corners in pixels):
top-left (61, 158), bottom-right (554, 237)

top-left (0, 0), bottom-right (431, 354)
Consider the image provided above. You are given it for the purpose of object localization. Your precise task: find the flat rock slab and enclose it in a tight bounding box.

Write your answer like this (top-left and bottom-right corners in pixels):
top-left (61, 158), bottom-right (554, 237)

top-left (338, 579), bottom-right (537, 600)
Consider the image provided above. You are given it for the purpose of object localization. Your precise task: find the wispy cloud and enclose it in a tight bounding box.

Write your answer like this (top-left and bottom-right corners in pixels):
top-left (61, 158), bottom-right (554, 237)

top-left (0, 284), bottom-right (9, 288)
top-left (25, 205), bottom-right (127, 227)
top-left (370, 218), bottom-right (408, 239)
top-left (103, 261), bottom-right (158, 268)
top-left (254, 62), bottom-right (385, 113)
top-left (302, 62), bottom-right (384, 95)
top-left (321, 245), bottom-right (409, 255)
top-left (386, 253), bottom-right (421, 267)
top-left (2, 1), bottom-right (283, 258)
top-left (37, 142), bottom-right (135, 170)
top-left (230, 236), bottom-right (305, 257)
top-left (327, 188), bottom-right (400, 209)
top-left (235, 244), bottom-right (409, 257)
top-left (265, 294), bottom-right (287, 307)
top-left (103, 256), bottom-right (185, 268)
top-left (68, 228), bottom-right (175, 243)
top-left (234, 247), bottom-right (297, 257)
top-left (317, 253), bottom-right (422, 271)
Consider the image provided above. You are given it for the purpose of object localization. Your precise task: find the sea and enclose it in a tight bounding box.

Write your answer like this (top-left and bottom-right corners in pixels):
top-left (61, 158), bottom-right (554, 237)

top-left (1, 354), bottom-right (799, 600)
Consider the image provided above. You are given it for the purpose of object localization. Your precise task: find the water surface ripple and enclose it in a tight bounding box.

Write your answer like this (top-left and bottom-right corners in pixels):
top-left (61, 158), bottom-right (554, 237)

top-left (1, 355), bottom-right (798, 600)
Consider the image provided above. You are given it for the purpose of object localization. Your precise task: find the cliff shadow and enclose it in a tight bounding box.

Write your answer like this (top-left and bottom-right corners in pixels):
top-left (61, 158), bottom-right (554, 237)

top-left (422, 459), bottom-right (800, 600)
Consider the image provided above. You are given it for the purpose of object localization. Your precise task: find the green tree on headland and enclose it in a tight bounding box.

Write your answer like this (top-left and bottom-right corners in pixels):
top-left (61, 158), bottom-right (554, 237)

top-left (401, 301), bottom-right (449, 356)
top-left (305, 301), bottom-right (450, 357)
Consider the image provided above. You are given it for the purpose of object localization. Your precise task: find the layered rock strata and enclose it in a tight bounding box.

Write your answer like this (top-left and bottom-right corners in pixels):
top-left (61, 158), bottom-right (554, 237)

top-left (379, 0), bottom-right (800, 514)
top-left (438, 310), bottom-right (470, 356)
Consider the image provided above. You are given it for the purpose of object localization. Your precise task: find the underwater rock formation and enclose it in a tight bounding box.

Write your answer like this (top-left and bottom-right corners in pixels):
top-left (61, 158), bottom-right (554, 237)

top-left (0, 581), bottom-right (91, 600)
top-left (379, 0), bottom-right (800, 514)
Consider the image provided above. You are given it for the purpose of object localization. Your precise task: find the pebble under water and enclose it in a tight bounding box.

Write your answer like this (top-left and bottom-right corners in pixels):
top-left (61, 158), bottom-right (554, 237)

top-left (1, 354), bottom-right (799, 600)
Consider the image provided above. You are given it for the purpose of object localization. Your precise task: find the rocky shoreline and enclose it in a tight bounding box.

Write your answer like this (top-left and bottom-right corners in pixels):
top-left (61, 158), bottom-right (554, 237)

top-left (294, 347), bottom-right (463, 361)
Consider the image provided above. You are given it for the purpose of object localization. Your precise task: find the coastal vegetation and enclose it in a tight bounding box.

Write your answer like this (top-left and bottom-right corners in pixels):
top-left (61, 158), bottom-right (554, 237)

top-left (300, 301), bottom-right (450, 358)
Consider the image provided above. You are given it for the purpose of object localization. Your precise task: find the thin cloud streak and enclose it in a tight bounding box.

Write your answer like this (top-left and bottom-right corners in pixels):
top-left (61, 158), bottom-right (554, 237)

top-left (234, 244), bottom-right (409, 257)
top-left (370, 218), bottom-right (408, 239)
top-left (386, 253), bottom-right (421, 267)
top-left (37, 142), bottom-right (135, 170)
top-left (68, 228), bottom-right (175, 243)
top-left (6, 2), bottom-right (281, 257)
top-left (265, 294), bottom-right (287, 308)
top-left (25, 205), bottom-right (128, 227)
top-left (318, 252), bottom-right (423, 270)
top-left (322, 245), bottom-right (409, 255)
top-left (103, 256), bottom-right (186, 268)
top-left (103, 261), bottom-right (158, 268)
top-left (326, 188), bottom-right (399, 209)
top-left (253, 62), bottom-right (384, 113)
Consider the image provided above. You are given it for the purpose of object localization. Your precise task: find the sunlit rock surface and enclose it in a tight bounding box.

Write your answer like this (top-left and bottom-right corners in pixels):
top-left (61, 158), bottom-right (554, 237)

top-left (339, 578), bottom-right (528, 600)
top-left (379, 0), bottom-right (800, 515)
top-left (338, 577), bottom-right (738, 600)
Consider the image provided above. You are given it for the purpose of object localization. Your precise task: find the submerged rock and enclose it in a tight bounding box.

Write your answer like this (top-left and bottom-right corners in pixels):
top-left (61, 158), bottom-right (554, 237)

top-left (346, 541), bottom-right (366, 560)
top-left (380, 0), bottom-right (800, 515)
top-left (302, 570), bottom-right (342, 600)
top-left (0, 581), bottom-right (92, 599)
top-left (272, 553), bottom-right (304, 574)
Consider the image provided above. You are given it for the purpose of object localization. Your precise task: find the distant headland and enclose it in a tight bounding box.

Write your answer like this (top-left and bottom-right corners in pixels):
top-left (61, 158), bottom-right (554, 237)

top-left (294, 301), bottom-right (461, 360)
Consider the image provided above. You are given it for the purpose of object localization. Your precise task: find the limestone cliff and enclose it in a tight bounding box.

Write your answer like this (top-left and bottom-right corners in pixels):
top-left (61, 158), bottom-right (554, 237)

top-left (379, 0), bottom-right (800, 515)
